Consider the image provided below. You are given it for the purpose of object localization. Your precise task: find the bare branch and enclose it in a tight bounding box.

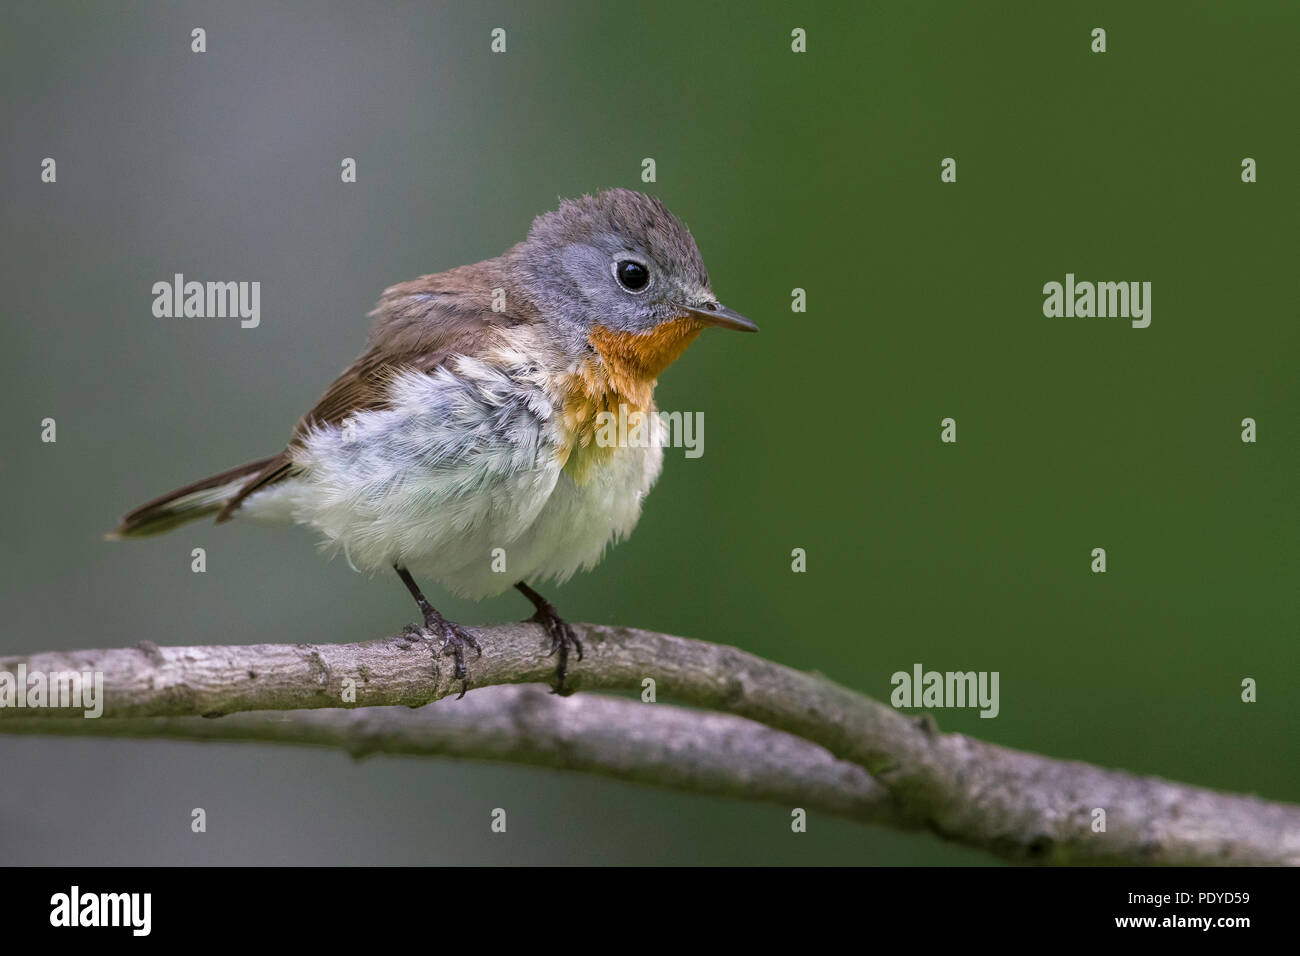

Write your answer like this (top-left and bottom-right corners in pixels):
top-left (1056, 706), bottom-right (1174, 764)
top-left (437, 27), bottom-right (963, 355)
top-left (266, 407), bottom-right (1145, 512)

top-left (0, 685), bottom-right (904, 830)
top-left (2, 623), bottom-right (1296, 864)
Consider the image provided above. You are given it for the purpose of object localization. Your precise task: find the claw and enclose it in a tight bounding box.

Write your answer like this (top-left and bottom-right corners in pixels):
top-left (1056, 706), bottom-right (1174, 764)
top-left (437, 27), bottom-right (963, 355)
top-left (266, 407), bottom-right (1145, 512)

top-left (392, 566), bottom-right (482, 701)
top-left (514, 583), bottom-right (582, 696)
top-left (406, 618), bottom-right (481, 700)
top-left (528, 606), bottom-right (580, 695)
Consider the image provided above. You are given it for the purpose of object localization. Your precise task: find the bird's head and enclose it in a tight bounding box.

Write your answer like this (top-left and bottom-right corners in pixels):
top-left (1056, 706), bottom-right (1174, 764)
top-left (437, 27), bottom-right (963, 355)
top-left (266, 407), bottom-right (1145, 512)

top-left (508, 189), bottom-right (756, 379)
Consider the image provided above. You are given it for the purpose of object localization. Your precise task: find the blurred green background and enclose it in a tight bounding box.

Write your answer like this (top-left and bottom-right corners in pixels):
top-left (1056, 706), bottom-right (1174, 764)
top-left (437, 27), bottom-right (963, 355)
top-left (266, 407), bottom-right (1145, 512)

top-left (1, 1), bottom-right (1295, 864)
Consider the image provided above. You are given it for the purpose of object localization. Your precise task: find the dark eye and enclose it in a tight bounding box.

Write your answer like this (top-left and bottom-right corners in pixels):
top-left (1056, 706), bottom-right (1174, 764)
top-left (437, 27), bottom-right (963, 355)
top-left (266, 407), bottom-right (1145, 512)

top-left (615, 259), bottom-right (650, 292)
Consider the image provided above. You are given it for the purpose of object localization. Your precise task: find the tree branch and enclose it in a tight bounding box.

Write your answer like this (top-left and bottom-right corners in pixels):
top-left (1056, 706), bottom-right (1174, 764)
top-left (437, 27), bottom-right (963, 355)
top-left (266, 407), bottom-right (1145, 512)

top-left (2, 623), bottom-right (1296, 865)
top-left (0, 685), bottom-right (904, 830)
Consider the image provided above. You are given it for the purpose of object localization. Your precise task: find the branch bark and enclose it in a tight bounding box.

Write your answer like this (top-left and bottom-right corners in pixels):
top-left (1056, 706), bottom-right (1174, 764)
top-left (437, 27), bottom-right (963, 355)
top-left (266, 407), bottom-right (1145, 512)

top-left (0, 685), bottom-right (904, 830)
top-left (2, 623), bottom-right (1296, 865)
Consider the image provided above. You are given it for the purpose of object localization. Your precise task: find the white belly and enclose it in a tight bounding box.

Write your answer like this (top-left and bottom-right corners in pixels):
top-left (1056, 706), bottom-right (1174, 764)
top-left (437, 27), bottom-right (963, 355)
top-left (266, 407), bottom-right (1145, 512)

top-left (481, 441), bottom-right (663, 595)
top-left (239, 364), bottom-right (663, 599)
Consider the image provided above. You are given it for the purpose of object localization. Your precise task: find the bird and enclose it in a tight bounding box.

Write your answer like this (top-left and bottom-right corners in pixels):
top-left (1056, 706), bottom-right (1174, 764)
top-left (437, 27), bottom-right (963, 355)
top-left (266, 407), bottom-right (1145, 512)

top-left (110, 188), bottom-right (758, 696)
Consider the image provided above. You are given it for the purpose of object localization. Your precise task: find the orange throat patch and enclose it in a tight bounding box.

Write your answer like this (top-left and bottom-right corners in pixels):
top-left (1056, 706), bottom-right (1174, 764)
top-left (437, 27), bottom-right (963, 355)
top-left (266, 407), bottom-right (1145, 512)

top-left (587, 317), bottom-right (703, 403)
top-left (556, 317), bottom-right (703, 482)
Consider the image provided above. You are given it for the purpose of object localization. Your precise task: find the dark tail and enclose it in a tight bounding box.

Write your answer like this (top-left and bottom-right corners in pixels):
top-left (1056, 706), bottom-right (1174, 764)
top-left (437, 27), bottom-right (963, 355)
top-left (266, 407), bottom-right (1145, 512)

top-left (108, 457), bottom-right (277, 539)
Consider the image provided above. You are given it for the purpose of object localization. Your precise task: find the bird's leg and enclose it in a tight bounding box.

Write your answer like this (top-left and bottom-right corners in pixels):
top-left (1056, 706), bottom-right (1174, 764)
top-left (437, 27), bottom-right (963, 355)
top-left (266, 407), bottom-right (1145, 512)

top-left (515, 581), bottom-right (583, 695)
top-left (394, 564), bottom-right (481, 699)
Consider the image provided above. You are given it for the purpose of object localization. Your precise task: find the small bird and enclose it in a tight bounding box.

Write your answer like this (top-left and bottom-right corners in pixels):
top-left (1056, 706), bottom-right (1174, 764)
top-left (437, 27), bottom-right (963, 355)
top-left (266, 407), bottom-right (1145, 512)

top-left (111, 189), bottom-right (757, 695)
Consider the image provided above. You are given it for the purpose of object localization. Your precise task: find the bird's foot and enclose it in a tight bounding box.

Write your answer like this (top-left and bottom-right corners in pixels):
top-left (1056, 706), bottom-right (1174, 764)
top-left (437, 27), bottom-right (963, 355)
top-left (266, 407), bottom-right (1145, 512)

top-left (528, 601), bottom-right (584, 696)
top-left (403, 614), bottom-right (482, 700)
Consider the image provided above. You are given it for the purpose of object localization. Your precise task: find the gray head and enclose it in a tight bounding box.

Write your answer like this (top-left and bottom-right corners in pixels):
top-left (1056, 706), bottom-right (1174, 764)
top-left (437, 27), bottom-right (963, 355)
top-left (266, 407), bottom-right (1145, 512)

top-left (506, 188), bottom-right (756, 337)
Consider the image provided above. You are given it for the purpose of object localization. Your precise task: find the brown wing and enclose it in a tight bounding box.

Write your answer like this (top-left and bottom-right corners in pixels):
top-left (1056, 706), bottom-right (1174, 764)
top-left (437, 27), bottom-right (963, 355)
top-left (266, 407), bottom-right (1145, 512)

top-left (216, 261), bottom-right (532, 522)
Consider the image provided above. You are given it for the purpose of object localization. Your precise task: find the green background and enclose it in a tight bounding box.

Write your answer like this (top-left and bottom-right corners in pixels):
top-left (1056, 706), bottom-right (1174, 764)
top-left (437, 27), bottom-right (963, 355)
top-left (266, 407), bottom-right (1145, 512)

top-left (1, 1), bottom-right (1295, 864)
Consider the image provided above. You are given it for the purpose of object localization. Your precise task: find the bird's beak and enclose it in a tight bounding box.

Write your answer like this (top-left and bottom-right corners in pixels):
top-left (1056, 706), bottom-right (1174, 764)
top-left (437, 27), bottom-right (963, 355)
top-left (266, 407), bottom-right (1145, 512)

top-left (679, 301), bottom-right (759, 332)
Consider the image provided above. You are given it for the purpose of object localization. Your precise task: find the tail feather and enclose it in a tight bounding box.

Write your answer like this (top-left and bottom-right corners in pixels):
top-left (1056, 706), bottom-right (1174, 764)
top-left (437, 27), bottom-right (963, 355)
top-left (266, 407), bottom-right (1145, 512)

top-left (108, 457), bottom-right (277, 539)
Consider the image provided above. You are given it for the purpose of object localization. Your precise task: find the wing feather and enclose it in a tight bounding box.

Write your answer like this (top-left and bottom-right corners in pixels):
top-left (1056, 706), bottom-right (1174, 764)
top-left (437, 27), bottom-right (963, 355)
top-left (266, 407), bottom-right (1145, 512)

top-left (216, 260), bottom-right (534, 522)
